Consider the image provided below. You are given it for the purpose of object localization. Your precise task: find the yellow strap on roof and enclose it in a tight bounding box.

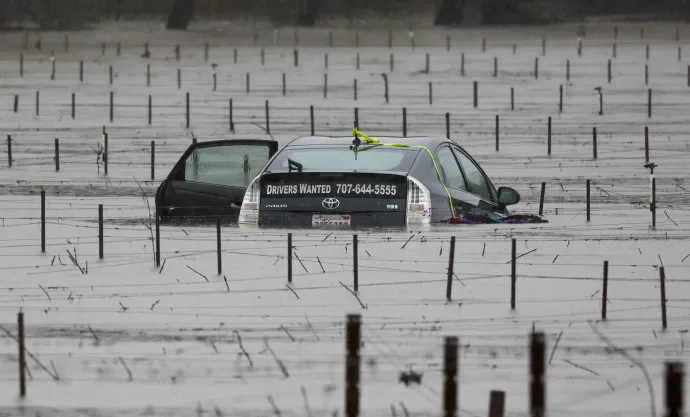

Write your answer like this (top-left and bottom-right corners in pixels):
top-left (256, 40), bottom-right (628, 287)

top-left (351, 128), bottom-right (456, 217)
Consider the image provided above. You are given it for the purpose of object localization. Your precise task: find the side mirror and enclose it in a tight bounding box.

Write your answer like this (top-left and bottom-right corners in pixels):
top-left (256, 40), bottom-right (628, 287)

top-left (498, 187), bottom-right (520, 206)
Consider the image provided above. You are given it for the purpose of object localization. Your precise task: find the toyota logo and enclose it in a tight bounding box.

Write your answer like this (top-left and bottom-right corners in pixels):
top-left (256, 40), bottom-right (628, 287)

top-left (322, 198), bottom-right (340, 209)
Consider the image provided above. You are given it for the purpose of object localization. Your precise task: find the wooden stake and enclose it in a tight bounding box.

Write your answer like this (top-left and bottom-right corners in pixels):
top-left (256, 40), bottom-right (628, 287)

top-left (217, 219), bottom-right (222, 275)
top-left (148, 95), bottom-right (152, 125)
top-left (383, 74), bottom-right (389, 104)
top-left (109, 91), bottom-right (114, 122)
top-left (6, 135), bottom-right (12, 168)
top-left (602, 261), bottom-right (608, 320)
top-left (530, 332), bottom-right (546, 417)
top-left (644, 126), bottom-right (649, 163)
top-left (185, 92), bottom-right (190, 129)
top-left (150, 141), bottom-right (155, 180)
top-left (547, 117), bottom-right (552, 155)
top-left (310, 105), bottom-right (315, 136)
top-left (353, 234), bottom-right (358, 292)
top-left (345, 314), bottom-right (361, 417)
top-left (511, 238), bottom-right (516, 309)
top-left (155, 210), bottom-right (160, 267)
top-left (660, 266), bottom-right (667, 329)
top-left (648, 88), bottom-right (652, 118)
top-left (665, 362), bottom-right (684, 417)
top-left (652, 177), bottom-right (657, 229)
top-left (103, 129), bottom-right (108, 175)
top-left (324, 73), bottom-right (328, 99)
top-left (402, 107), bottom-right (407, 137)
top-left (607, 59), bottom-right (611, 83)
top-left (538, 182), bottom-right (545, 216)
top-left (229, 99), bottom-right (234, 132)
top-left (18, 312), bottom-right (26, 398)
top-left (98, 204), bottom-right (104, 259)
top-left (287, 233), bottom-right (293, 283)
top-left (495, 115), bottom-right (499, 151)
top-left (488, 391), bottom-right (505, 417)
top-left (446, 236), bottom-right (455, 301)
top-left (41, 190), bottom-right (46, 252)
top-left (443, 336), bottom-right (459, 417)
top-left (54, 138), bottom-right (59, 171)
top-left (473, 81), bottom-right (478, 108)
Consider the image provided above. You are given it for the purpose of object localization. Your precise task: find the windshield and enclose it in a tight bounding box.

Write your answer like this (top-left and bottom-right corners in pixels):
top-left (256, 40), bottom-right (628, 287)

top-left (266, 146), bottom-right (420, 172)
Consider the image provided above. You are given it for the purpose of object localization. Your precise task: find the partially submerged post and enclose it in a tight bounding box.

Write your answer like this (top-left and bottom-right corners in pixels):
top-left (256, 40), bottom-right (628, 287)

top-left (443, 336), bottom-right (459, 417)
top-left (665, 362), bottom-right (684, 417)
top-left (538, 182), bottom-right (545, 216)
top-left (510, 238), bottom-right (516, 309)
top-left (98, 204), bottom-right (104, 259)
top-left (446, 236), bottom-right (455, 301)
top-left (41, 190), bottom-right (46, 252)
top-left (602, 261), bottom-right (609, 320)
top-left (287, 233), bottom-right (293, 283)
top-left (18, 312), bottom-right (26, 398)
top-left (530, 332), bottom-right (546, 417)
top-left (345, 314), bottom-right (361, 417)
top-left (595, 87), bottom-right (603, 116)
